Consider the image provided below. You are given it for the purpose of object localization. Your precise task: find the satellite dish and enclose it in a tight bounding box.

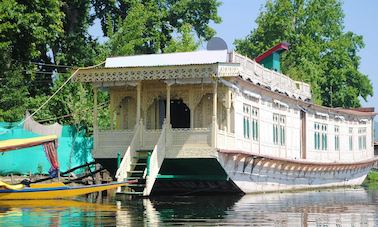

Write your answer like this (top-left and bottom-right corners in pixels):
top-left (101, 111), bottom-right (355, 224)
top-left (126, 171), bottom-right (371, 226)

top-left (206, 37), bottom-right (228, 51)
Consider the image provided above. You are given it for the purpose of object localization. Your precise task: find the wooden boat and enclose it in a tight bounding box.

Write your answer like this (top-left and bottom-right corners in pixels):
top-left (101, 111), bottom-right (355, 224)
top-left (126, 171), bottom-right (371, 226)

top-left (0, 135), bottom-right (129, 200)
top-left (0, 181), bottom-right (127, 200)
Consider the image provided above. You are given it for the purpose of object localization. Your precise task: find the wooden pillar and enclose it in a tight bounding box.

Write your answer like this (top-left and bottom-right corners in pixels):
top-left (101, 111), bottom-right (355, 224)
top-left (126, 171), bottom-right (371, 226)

top-left (136, 82), bottom-right (141, 123)
top-left (166, 84), bottom-right (171, 125)
top-left (109, 93), bottom-right (114, 130)
top-left (226, 90), bottom-right (231, 133)
top-left (213, 82), bottom-right (218, 119)
top-left (93, 86), bottom-right (98, 150)
top-left (212, 81), bottom-right (218, 147)
top-left (300, 110), bottom-right (306, 159)
top-left (189, 91), bottom-right (195, 129)
top-left (190, 110), bottom-right (194, 128)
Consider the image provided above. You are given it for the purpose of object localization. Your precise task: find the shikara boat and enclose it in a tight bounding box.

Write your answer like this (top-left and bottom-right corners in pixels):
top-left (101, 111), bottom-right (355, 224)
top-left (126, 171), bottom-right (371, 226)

top-left (0, 135), bottom-right (129, 200)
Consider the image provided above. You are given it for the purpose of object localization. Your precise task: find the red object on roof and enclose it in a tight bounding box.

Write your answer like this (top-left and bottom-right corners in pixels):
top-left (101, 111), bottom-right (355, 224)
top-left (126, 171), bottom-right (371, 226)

top-left (255, 42), bottom-right (289, 63)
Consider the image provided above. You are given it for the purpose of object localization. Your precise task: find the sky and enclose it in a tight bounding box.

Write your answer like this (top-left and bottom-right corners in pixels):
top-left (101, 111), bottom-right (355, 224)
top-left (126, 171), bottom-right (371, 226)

top-left (90, 0), bottom-right (378, 111)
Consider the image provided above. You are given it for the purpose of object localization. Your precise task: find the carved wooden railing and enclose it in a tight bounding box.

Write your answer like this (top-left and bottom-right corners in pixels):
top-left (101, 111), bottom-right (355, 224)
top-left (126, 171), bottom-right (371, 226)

top-left (115, 120), bottom-right (143, 184)
top-left (217, 130), bottom-right (236, 150)
top-left (144, 122), bottom-right (168, 196)
top-left (231, 52), bottom-right (311, 100)
top-left (166, 127), bottom-right (212, 158)
top-left (94, 130), bottom-right (134, 159)
top-left (142, 129), bottom-right (162, 150)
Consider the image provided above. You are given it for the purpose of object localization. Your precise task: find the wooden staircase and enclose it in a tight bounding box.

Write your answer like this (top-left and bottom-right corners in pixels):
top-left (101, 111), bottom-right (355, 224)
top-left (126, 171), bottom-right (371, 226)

top-left (117, 150), bottom-right (151, 196)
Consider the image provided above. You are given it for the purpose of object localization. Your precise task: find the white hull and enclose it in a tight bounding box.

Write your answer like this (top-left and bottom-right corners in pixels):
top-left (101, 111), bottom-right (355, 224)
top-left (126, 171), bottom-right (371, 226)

top-left (218, 150), bottom-right (376, 193)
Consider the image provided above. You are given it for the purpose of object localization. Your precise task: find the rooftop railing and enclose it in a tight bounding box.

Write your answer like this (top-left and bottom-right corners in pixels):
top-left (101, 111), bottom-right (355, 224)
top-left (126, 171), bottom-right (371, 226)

top-left (231, 52), bottom-right (311, 100)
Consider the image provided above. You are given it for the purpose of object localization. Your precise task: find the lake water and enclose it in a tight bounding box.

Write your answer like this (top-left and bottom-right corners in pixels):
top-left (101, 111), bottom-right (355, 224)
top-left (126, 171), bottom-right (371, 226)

top-left (0, 187), bottom-right (377, 226)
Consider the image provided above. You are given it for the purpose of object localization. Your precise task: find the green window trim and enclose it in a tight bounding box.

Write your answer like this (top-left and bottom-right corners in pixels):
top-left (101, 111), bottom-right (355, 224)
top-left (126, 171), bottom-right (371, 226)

top-left (255, 121), bottom-right (258, 140)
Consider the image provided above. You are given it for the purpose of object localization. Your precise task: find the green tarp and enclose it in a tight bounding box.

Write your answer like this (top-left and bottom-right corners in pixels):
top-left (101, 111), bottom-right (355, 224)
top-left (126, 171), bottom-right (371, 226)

top-left (0, 122), bottom-right (94, 175)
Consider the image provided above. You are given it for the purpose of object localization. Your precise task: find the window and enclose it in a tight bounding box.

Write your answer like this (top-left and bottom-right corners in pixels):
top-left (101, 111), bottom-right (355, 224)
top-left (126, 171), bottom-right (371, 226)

top-left (280, 115), bottom-right (286, 145)
top-left (358, 127), bottom-right (367, 150)
top-left (349, 127), bottom-right (353, 151)
top-left (243, 104), bottom-right (259, 141)
top-left (251, 107), bottom-right (259, 141)
top-left (273, 114), bottom-right (286, 145)
top-left (334, 126), bottom-right (340, 151)
top-left (314, 123), bottom-right (327, 150)
top-left (243, 104), bottom-right (250, 139)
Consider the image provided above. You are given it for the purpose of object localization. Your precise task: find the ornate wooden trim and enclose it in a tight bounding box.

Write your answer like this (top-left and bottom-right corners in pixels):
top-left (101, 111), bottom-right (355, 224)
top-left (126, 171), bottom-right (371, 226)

top-left (74, 64), bottom-right (227, 82)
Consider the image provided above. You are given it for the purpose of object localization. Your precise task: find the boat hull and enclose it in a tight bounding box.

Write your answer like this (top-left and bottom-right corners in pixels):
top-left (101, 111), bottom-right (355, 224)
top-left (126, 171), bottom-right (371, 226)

top-left (0, 182), bottom-right (127, 200)
top-left (218, 150), bottom-right (376, 193)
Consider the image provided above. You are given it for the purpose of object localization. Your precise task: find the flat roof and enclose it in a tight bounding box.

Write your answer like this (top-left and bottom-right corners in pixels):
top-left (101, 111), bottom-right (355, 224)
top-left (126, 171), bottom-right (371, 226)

top-left (105, 50), bottom-right (228, 68)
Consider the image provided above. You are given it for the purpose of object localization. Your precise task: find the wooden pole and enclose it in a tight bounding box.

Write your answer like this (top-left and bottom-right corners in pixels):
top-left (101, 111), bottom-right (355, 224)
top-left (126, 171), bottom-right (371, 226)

top-left (166, 84), bottom-right (171, 125)
top-left (226, 90), bottom-right (231, 133)
top-left (212, 80), bottom-right (218, 147)
top-left (136, 82), bottom-right (141, 123)
top-left (93, 86), bottom-right (98, 152)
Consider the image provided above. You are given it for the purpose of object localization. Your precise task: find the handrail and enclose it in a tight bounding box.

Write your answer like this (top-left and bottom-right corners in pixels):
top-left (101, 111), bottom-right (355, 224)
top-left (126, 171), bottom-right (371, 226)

top-left (232, 52), bottom-right (311, 100)
top-left (115, 120), bottom-right (143, 183)
top-left (144, 122), bottom-right (168, 195)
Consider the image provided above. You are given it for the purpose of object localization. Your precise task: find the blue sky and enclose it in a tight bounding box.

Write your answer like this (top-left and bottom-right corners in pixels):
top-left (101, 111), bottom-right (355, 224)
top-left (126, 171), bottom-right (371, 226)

top-left (90, 0), bottom-right (377, 111)
top-left (209, 0), bottom-right (377, 110)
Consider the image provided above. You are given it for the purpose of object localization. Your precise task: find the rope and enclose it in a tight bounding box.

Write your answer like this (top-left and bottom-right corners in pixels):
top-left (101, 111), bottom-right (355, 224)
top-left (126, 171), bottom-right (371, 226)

top-left (0, 61), bottom-right (105, 135)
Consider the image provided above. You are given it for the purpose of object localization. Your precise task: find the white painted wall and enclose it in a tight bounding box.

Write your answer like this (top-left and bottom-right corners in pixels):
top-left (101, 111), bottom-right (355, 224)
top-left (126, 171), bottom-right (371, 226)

top-left (226, 89), bottom-right (375, 163)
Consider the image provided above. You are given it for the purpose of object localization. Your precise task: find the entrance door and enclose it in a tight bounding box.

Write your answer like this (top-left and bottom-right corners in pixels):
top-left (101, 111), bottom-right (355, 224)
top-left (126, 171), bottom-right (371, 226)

top-left (158, 99), bottom-right (165, 129)
top-left (170, 99), bottom-right (190, 128)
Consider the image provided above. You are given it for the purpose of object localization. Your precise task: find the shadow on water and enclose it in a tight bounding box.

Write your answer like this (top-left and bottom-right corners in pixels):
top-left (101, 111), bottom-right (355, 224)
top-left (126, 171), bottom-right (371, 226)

top-left (1, 188), bottom-right (378, 226)
top-left (116, 188), bottom-right (378, 226)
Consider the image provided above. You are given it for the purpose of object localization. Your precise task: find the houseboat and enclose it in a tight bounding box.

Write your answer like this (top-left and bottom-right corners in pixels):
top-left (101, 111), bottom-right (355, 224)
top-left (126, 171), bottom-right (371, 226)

top-left (74, 43), bottom-right (377, 196)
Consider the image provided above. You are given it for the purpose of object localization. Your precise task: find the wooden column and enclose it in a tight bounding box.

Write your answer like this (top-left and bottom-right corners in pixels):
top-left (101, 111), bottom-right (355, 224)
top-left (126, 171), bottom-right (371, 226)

top-left (212, 81), bottom-right (218, 147)
top-left (136, 82), bottom-right (141, 123)
top-left (93, 86), bottom-right (98, 150)
top-left (190, 110), bottom-right (194, 128)
top-left (109, 92), bottom-right (114, 130)
top-left (189, 91), bottom-right (195, 129)
top-left (213, 82), bottom-right (218, 119)
top-left (226, 90), bottom-right (231, 133)
top-left (166, 84), bottom-right (171, 125)
top-left (300, 110), bottom-right (306, 159)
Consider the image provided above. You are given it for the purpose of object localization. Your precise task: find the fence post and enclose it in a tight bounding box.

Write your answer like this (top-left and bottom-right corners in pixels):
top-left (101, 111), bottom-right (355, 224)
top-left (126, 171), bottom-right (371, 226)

top-left (146, 151), bottom-right (151, 176)
top-left (117, 151), bottom-right (121, 169)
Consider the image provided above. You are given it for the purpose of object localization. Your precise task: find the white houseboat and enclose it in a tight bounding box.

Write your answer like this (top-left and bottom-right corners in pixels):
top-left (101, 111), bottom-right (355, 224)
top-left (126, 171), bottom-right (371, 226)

top-left (74, 44), bottom-right (377, 196)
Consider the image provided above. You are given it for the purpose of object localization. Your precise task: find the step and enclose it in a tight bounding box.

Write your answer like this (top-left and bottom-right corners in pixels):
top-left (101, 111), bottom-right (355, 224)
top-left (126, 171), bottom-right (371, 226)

top-left (136, 150), bottom-right (152, 153)
top-left (129, 174), bottom-right (144, 178)
top-left (125, 177), bottom-right (143, 180)
top-left (127, 170), bottom-right (144, 174)
top-left (130, 162), bottom-right (147, 166)
top-left (132, 156), bottom-right (148, 160)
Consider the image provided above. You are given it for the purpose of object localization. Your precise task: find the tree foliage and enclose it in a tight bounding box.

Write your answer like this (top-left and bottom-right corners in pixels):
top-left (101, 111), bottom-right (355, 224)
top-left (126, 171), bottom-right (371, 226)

top-left (235, 0), bottom-right (373, 108)
top-left (0, 0), bottom-right (221, 126)
top-left (92, 0), bottom-right (221, 55)
top-left (0, 0), bottom-right (63, 121)
top-left (164, 23), bottom-right (199, 53)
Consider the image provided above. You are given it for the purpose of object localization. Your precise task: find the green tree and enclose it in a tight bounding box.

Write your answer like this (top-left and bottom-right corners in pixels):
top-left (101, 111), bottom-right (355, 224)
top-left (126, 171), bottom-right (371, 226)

top-left (0, 0), bottom-right (104, 123)
top-left (164, 23), bottom-right (199, 53)
top-left (235, 0), bottom-right (373, 108)
top-left (0, 0), bottom-right (63, 121)
top-left (92, 0), bottom-right (221, 54)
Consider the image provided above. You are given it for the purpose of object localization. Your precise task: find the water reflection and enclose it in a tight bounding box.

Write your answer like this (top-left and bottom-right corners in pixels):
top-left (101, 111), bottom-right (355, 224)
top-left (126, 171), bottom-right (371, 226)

top-left (0, 188), bottom-right (377, 226)
top-left (117, 188), bottom-right (377, 226)
top-left (0, 199), bottom-right (118, 227)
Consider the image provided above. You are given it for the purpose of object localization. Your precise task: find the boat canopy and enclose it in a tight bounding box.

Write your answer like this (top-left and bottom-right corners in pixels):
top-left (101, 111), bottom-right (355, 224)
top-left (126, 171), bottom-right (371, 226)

top-left (0, 135), bottom-right (60, 177)
top-left (0, 135), bottom-right (58, 152)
